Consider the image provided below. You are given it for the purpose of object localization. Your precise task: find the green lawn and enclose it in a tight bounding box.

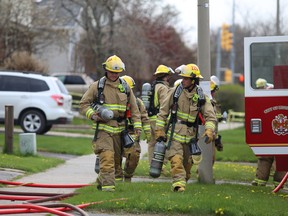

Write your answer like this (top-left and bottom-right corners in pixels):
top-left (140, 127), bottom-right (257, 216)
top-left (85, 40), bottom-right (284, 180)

top-left (1, 125), bottom-right (287, 216)
top-left (66, 182), bottom-right (288, 216)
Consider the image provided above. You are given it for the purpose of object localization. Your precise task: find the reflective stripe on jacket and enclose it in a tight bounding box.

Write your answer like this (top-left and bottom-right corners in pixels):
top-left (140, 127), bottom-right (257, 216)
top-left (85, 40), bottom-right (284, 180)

top-left (137, 98), bottom-right (151, 133)
top-left (149, 81), bottom-right (170, 120)
top-left (156, 86), bottom-right (217, 144)
top-left (79, 77), bottom-right (141, 133)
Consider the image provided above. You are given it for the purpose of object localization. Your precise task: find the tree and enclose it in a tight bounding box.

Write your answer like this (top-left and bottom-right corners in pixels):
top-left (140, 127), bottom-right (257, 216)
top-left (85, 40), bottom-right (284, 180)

top-left (62, 0), bottom-right (196, 85)
top-left (0, 0), bottom-right (68, 66)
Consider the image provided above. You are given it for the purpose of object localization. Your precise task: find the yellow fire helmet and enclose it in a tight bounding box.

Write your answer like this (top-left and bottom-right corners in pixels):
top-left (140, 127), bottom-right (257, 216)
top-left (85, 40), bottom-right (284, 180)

top-left (102, 55), bottom-right (125, 73)
top-left (174, 79), bottom-right (183, 87)
top-left (121, 75), bottom-right (135, 89)
top-left (255, 78), bottom-right (267, 88)
top-left (210, 75), bottom-right (220, 91)
top-left (178, 64), bottom-right (203, 79)
top-left (154, 64), bottom-right (174, 76)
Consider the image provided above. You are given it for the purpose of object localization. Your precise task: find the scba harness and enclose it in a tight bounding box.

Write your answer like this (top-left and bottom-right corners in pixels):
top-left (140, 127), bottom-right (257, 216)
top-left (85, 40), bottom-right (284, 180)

top-left (147, 80), bottom-right (165, 117)
top-left (166, 83), bottom-right (206, 148)
top-left (91, 76), bottom-right (131, 139)
top-left (94, 76), bottom-right (130, 106)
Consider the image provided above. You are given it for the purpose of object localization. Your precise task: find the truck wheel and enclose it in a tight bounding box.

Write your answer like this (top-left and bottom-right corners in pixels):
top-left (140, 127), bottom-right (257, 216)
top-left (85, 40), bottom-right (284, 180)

top-left (20, 110), bottom-right (46, 134)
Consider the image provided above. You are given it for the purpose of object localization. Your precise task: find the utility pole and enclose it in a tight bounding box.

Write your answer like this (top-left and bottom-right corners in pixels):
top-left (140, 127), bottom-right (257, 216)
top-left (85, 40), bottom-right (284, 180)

top-left (197, 0), bottom-right (214, 184)
top-left (276, 0), bottom-right (280, 35)
top-left (230, 0), bottom-right (236, 83)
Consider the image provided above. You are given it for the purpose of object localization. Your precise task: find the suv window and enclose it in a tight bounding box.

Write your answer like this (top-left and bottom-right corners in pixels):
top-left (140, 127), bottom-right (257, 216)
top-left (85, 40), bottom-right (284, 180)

top-left (64, 75), bottom-right (86, 85)
top-left (0, 75), bottom-right (49, 92)
top-left (56, 79), bottom-right (69, 94)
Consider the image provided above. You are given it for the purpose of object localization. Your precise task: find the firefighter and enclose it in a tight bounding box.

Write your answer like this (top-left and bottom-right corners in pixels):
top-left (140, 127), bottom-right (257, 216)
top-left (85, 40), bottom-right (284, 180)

top-left (148, 64), bottom-right (174, 175)
top-left (79, 55), bottom-right (142, 192)
top-left (115, 75), bottom-right (151, 182)
top-left (155, 63), bottom-right (217, 192)
top-left (210, 75), bottom-right (223, 165)
top-left (252, 78), bottom-right (285, 187)
top-left (255, 78), bottom-right (274, 89)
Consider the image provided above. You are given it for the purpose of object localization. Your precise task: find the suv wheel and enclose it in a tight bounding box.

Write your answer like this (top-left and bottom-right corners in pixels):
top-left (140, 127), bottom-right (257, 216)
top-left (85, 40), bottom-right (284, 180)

top-left (42, 125), bottom-right (53, 134)
top-left (20, 110), bottom-right (46, 134)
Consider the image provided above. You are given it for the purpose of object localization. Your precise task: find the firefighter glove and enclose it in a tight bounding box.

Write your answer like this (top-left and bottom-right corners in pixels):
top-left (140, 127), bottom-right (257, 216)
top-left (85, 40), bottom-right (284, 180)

top-left (215, 135), bottom-right (223, 151)
top-left (155, 129), bottom-right (167, 142)
top-left (202, 128), bottom-right (214, 144)
top-left (91, 113), bottom-right (104, 123)
top-left (135, 129), bottom-right (142, 138)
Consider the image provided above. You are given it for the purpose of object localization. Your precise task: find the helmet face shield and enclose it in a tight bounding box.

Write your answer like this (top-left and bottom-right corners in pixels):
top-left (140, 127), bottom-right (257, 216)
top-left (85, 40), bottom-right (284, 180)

top-left (210, 75), bottom-right (220, 91)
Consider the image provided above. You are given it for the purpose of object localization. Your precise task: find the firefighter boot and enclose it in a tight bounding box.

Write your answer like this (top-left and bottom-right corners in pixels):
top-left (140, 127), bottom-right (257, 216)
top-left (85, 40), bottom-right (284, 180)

top-left (251, 178), bottom-right (267, 186)
top-left (172, 181), bottom-right (186, 192)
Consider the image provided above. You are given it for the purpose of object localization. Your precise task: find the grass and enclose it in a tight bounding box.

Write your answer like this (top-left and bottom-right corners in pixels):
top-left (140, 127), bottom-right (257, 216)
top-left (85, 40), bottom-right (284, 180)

top-left (0, 153), bottom-right (64, 174)
top-left (135, 160), bottom-right (256, 183)
top-left (0, 129), bottom-right (92, 173)
top-left (1, 125), bottom-right (287, 215)
top-left (66, 182), bottom-right (288, 216)
top-left (216, 127), bottom-right (257, 162)
top-left (0, 133), bottom-right (92, 155)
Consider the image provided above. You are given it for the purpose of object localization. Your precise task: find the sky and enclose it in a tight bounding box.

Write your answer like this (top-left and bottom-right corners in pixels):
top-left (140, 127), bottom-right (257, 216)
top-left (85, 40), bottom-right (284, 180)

top-left (166, 0), bottom-right (287, 45)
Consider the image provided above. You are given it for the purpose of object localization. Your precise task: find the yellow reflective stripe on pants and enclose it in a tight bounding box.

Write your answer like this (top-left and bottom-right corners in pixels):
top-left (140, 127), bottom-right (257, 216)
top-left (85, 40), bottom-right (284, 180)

top-left (172, 180), bottom-right (186, 188)
top-left (102, 185), bottom-right (115, 192)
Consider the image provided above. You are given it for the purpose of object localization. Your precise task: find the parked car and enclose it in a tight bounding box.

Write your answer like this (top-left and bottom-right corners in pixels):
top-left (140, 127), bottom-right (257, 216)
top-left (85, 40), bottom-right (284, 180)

top-left (52, 73), bottom-right (94, 95)
top-left (0, 71), bottom-right (74, 134)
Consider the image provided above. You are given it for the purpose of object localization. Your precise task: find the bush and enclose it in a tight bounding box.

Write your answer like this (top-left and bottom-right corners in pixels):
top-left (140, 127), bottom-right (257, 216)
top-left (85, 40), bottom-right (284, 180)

top-left (216, 84), bottom-right (244, 112)
top-left (3, 51), bottom-right (48, 74)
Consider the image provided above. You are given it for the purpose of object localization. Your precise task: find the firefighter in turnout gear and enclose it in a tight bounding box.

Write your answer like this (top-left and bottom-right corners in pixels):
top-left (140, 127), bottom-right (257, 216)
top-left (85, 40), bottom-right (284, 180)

top-left (210, 76), bottom-right (223, 165)
top-left (79, 55), bottom-right (142, 192)
top-left (114, 75), bottom-right (151, 182)
top-left (155, 63), bottom-right (217, 192)
top-left (252, 78), bottom-right (285, 187)
top-left (148, 64), bottom-right (174, 175)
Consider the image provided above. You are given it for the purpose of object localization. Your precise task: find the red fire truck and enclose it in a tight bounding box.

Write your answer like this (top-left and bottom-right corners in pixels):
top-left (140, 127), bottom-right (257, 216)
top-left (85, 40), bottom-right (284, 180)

top-left (244, 35), bottom-right (288, 191)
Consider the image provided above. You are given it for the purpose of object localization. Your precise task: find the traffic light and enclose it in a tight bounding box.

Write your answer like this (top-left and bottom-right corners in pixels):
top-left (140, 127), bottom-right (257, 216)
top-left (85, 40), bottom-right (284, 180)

top-left (221, 24), bottom-right (233, 52)
top-left (224, 68), bottom-right (232, 83)
top-left (239, 74), bottom-right (244, 83)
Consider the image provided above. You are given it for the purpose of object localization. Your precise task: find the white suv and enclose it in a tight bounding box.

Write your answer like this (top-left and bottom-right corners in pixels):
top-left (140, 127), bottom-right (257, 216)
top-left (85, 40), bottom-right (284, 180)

top-left (0, 71), bottom-right (74, 134)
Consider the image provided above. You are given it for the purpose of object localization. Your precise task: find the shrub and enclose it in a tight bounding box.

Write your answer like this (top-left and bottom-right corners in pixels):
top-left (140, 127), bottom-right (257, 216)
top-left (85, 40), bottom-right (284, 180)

top-left (3, 51), bottom-right (48, 74)
top-left (216, 84), bottom-right (244, 112)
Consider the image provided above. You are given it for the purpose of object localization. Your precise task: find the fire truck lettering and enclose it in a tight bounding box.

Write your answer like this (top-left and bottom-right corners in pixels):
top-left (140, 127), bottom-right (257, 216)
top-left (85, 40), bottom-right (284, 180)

top-left (279, 106), bottom-right (288, 110)
top-left (264, 107), bottom-right (273, 113)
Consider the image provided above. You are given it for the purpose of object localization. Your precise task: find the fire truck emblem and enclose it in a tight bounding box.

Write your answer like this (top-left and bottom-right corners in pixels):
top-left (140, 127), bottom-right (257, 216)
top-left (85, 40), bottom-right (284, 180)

top-left (272, 114), bottom-right (288, 136)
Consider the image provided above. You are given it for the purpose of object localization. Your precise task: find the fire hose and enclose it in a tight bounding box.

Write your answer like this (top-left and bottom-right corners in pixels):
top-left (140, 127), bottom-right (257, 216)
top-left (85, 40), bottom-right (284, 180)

top-left (0, 191), bottom-right (76, 202)
top-left (273, 171), bottom-right (288, 193)
top-left (0, 198), bottom-right (128, 215)
top-left (0, 180), bottom-right (128, 215)
top-left (0, 204), bottom-right (73, 216)
top-left (0, 180), bottom-right (90, 188)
